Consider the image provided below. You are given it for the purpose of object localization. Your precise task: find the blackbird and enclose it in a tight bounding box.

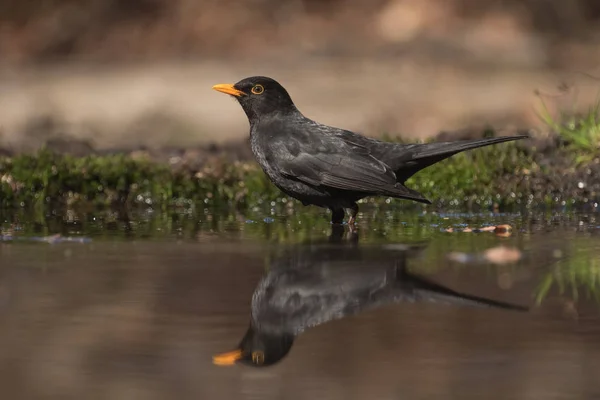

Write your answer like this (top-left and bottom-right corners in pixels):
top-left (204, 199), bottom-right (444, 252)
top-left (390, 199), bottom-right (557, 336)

top-left (213, 76), bottom-right (527, 225)
top-left (212, 242), bottom-right (527, 367)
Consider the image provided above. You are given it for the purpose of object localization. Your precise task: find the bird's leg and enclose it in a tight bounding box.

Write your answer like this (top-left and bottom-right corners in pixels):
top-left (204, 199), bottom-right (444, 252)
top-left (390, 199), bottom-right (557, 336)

top-left (329, 224), bottom-right (345, 242)
top-left (330, 207), bottom-right (345, 225)
top-left (347, 203), bottom-right (359, 226)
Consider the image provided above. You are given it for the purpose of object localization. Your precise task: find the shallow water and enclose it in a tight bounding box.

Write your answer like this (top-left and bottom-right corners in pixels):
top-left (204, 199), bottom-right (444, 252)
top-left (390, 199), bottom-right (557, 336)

top-left (1, 206), bottom-right (600, 399)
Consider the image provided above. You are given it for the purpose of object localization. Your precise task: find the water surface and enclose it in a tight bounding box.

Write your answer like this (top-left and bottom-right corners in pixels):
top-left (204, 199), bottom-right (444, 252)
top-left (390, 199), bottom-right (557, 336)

top-left (1, 207), bottom-right (599, 399)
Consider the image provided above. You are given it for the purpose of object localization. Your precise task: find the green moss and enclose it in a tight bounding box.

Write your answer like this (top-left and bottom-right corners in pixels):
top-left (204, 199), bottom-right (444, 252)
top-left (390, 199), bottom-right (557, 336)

top-left (405, 141), bottom-right (535, 206)
top-left (0, 148), bottom-right (281, 209)
top-left (0, 127), bottom-right (594, 210)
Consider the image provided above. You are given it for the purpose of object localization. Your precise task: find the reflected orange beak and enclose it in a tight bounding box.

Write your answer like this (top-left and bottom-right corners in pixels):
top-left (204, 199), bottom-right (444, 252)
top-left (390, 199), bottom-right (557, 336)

top-left (212, 83), bottom-right (245, 97)
top-left (213, 349), bottom-right (243, 366)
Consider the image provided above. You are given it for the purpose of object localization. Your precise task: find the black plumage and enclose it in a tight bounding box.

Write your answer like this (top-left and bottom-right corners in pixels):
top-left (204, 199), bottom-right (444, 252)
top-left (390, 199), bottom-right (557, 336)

top-left (213, 76), bottom-right (528, 224)
top-left (212, 243), bottom-right (527, 367)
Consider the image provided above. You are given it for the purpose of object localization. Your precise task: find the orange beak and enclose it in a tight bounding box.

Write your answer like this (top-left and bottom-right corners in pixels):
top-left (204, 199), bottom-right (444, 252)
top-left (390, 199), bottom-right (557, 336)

top-left (212, 349), bottom-right (243, 366)
top-left (212, 83), bottom-right (245, 97)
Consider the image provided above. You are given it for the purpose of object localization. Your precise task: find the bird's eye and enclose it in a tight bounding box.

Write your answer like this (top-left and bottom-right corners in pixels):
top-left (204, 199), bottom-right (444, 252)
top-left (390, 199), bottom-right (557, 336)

top-left (251, 84), bottom-right (264, 95)
top-left (251, 351), bottom-right (265, 365)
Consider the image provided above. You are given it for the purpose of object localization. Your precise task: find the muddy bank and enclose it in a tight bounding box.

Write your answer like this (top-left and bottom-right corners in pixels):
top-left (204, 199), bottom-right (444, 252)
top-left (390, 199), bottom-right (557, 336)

top-left (0, 127), bottom-right (598, 211)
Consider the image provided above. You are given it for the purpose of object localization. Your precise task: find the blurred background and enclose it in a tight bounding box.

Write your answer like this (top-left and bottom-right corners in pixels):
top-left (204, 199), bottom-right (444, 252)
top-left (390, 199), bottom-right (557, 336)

top-left (1, 0), bottom-right (600, 153)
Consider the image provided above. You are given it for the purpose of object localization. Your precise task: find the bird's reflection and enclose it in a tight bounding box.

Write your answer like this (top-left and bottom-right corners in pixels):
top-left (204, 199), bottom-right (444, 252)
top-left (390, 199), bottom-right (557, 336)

top-left (214, 238), bottom-right (527, 368)
top-left (328, 223), bottom-right (357, 244)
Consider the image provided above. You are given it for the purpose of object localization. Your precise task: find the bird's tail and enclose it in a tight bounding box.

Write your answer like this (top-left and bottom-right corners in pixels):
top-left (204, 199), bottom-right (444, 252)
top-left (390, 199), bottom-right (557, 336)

top-left (393, 265), bottom-right (528, 312)
top-left (394, 135), bottom-right (528, 183)
top-left (410, 282), bottom-right (528, 312)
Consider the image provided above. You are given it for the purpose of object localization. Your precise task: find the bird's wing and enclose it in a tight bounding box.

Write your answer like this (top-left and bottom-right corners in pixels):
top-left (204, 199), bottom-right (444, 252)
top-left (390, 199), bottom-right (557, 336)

top-left (271, 135), bottom-right (425, 200)
top-left (255, 266), bottom-right (392, 334)
top-left (283, 152), bottom-right (394, 192)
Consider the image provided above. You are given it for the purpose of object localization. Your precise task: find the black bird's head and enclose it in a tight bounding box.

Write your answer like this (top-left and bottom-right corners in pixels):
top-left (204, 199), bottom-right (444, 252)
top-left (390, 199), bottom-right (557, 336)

top-left (212, 76), bottom-right (297, 121)
top-left (212, 325), bottom-right (294, 368)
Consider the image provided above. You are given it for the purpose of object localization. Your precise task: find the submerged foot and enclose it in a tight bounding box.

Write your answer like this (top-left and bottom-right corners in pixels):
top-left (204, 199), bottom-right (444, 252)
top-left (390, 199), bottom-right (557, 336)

top-left (348, 223), bottom-right (357, 234)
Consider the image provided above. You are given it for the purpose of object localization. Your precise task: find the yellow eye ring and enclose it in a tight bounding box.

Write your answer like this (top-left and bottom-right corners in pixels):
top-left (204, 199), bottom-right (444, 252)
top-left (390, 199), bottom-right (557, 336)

top-left (251, 84), bottom-right (264, 95)
top-left (251, 351), bottom-right (265, 365)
